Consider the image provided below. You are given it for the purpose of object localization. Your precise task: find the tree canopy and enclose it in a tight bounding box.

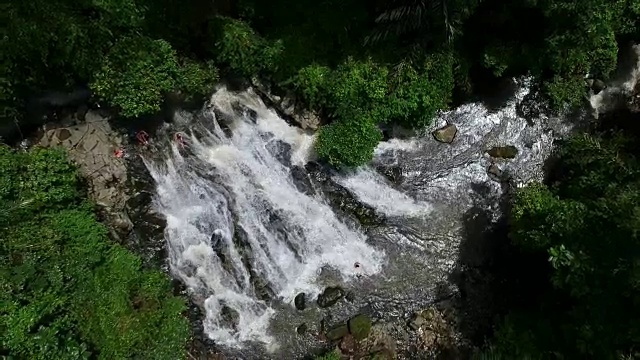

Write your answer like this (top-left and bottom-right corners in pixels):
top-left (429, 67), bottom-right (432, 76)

top-left (477, 119), bottom-right (640, 359)
top-left (2, 0), bottom-right (638, 166)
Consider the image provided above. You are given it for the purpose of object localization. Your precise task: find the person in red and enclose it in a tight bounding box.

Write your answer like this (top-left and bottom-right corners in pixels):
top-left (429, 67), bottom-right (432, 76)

top-left (136, 130), bottom-right (149, 145)
top-left (174, 132), bottom-right (186, 148)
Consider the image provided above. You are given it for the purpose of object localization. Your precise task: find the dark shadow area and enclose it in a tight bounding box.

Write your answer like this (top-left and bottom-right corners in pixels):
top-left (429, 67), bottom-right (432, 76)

top-left (596, 106), bottom-right (640, 139)
top-left (1, 86), bottom-right (92, 145)
top-left (446, 183), bottom-right (553, 354)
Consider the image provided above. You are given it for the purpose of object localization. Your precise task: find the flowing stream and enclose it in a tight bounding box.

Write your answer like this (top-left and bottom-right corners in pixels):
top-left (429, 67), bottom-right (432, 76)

top-left (141, 76), bottom-right (591, 358)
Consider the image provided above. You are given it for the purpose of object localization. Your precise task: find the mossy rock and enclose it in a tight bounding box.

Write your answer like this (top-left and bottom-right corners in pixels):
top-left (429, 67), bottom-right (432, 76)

top-left (487, 145), bottom-right (518, 159)
top-left (326, 324), bottom-right (349, 341)
top-left (347, 314), bottom-right (372, 340)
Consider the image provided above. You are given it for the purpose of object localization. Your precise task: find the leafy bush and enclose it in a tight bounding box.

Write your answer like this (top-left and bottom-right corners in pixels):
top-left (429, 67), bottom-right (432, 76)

top-left (0, 146), bottom-right (190, 359)
top-left (385, 51), bottom-right (454, 128)
top-left (91, 36), bottom-right (181, 117)
top-left (310, 54), bottom-right (453, 166)
top-left (177, 58), bottom-right (220, 102)
top-left (213, 17), bottom-right (283, 76)
top-left (292, 64), bottom-right (332, 110)
top-left (326, 57), bottom-right (388, 120)
top-left (315, 114), bottom-right (382, 167)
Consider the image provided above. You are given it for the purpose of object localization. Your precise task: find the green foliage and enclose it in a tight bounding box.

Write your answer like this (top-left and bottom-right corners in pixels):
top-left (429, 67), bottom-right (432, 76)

top-left (385, 51), bottom-right (454, 128)
top-left (315, 115), bottom-right (383, 167)
top-left (314, 350), bottom-right (341, 360)
top-left (488, 132), bottom-right (640, 358)
top-left (177, 59), bottom-right (220, 102)
top-left (327, 57), bottom-right (389, 120)
top-left (467, 0), bottom-right (640, 109)
top-left (311, 58), bottom-right (386, 167)
top-left (292, 64), bottom-right (332, 110)
top-left (0, 146), bottom-right (189, 359)
top-left (305, 53), bottom-right (454, 166)
top-left (306, 53), bottom-right (454, 166)
top-left (367, 0), bottom-right (484, 46)
top-left (91, 36), bottom-right (181, 118)
top-left (347, 314), bottom-right (372, 340)
top-left (213, 17), bottom-right (284, 77)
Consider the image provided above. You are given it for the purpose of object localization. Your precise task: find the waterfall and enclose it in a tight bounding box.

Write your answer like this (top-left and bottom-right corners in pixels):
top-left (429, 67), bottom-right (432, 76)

top-left (141, 76), bottom-right (579, 357)
top-left (590, 43), bottom-right (640, 116)
top-left (144, 88), bottom-right (385, 348)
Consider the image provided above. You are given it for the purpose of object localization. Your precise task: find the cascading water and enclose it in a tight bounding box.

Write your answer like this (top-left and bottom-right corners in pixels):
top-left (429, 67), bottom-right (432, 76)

top-left (143, 89), bottom-right (385, 349)
top-left (141, 76), bottom-right (583, 358)
top-left (337, 78), bottom-right (573, 231)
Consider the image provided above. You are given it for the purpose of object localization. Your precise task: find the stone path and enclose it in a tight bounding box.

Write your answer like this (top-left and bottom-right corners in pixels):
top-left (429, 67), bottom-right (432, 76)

top-left (38, 111), bottom-right (133, 234)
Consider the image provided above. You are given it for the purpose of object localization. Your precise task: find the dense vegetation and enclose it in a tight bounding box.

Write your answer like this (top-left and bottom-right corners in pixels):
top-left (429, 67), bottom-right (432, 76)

top-left (3, 0), bottom-right (640, 358)
top-left (3, 0), bottom-right (639, 166)
top-left (0, 147), bottom-right (189, 359)
top-left (476, 110), bottom-right (640, 359)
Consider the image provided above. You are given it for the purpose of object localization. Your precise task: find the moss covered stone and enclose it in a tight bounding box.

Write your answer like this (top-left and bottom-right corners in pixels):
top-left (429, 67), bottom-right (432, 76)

top-left (348, 314), bottom-right (372, 340)
top-left (326, 324), bottom-right (350, 341)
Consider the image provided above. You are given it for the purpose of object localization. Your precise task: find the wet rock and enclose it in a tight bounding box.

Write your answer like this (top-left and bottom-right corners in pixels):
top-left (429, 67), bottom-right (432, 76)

top-left (345, 291), bottom-right (356, 302)
top-left (317, 286), bottom-right (345, 308)
top-left (376, 165), bottom-right (402, 184)
top-left (348, 314), bottom-right (372, 340)
top-left (486, 145), bottom-right (518, 159)
top-left (251, 78), bottom-right (322, 130)
top-left (305, 162), bottom-right (383, 226)
top-left (265, 138), bottom-right (292, 167)
top-left (294, 292), bottom-right (306, 311)
top-left (590, 79), bottom-right (607, 94)
top-left (57, 128), bottom-right (72, 141)
top-left (339, 334), bottom-right (357, 354)
top-left (126, 191), bottom-right (153, 216)
top-left (407, 307), bottom-right (456, 351)
top-left (305, 161), bottom-right (329, 183)
top-left (629, 81), bottom-right (640, 113)
top-left (368, 350), bottom-right (394, 360)
top-left (358, 323), bottom-right (397, 359)
top-left (290, 165), bottom-right (315, 196)
top-left (76, 104), bottom-right (89, 121)
top-left (326, 324), bottom-right (349, 341)
top-left (231, 101), bottom-right (258, 123)
top-left (252, 276), bottom-right (275, 302)
top-left (296, 323), bottom-right (308, 335)
top-left (487, 164), bottom-right (504, 183)
top-left (517, 87), bottom-right (548, 124)
top-left (421, 329), bottom-right (438, 348)
top-left (432, 124), bottom-right (457, 144)
top-left (39, 112), bottom-right (127, 211)
top-left (220, 305), bottom-right (240, 330)
top-left (408, 312), bottom-right (426, 330)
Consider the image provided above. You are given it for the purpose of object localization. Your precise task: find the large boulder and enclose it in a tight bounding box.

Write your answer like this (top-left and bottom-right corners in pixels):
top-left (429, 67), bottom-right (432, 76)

top-left (326, 324), bottom-right (349, 341)
top-left (317, 286), bottom-right (345, 308)
top-left (486, 145), bottom-right (518, 159)
top-left (294, 292), bottom-right (306, 311)
top-left (432, 124), bottom-right (458, 144)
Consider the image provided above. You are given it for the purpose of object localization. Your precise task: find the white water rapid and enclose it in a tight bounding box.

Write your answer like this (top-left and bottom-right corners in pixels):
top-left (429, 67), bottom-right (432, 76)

top-left (144, 88), bottom-right (385, 348)
top-left (141, 75), bottom-right (586, 357)
top-left (590, 43), bottom-right (640, 116)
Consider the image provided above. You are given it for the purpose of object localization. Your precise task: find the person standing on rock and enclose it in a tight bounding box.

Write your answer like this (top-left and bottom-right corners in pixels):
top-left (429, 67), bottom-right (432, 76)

top-left (136, 130), bottom-right (149, 145)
